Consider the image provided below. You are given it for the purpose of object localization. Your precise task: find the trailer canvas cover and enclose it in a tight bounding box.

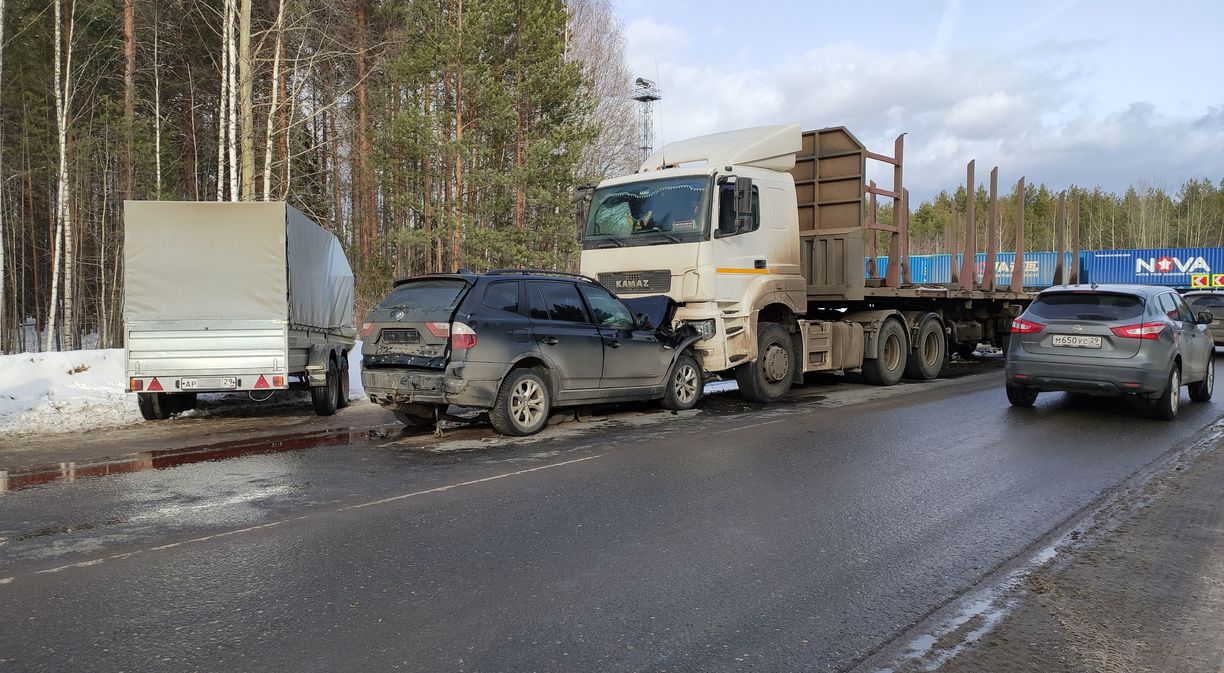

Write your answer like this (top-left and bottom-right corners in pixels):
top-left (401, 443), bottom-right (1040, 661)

top-left (124, 201), bottom-right (354, 330)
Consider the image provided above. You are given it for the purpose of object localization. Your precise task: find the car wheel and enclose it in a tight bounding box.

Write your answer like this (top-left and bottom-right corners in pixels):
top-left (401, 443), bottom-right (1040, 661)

top-left (735, 322), bottom-right (795, 403)
top-left (312, 357), bottom-right (339, 417)
top-left (490, 368), bottom-right (551, 436)
top-left (661, 353), bottom-right (702, 411)
top-left (862, 319), bottom-right (908, 386)
top-left (904, 317), bottom-right (946, 380)
top-left (336, 353), bottom-right (351, 409)
top-left (1189, 356), bottom-right (1214, 403)
top-left (1006, 383), bottom-right (1038, 407)
top-left (1151, 366), bottom-right (1180, 421)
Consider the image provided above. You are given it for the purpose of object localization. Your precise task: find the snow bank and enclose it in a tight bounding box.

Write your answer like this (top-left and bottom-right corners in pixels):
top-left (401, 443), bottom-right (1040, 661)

top-left (0, 343), bottom-right (366, 438)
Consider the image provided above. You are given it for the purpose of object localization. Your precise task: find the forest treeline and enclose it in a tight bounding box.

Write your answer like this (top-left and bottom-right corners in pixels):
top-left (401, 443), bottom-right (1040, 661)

top-left (0, 0), bottom-right (1221, 354)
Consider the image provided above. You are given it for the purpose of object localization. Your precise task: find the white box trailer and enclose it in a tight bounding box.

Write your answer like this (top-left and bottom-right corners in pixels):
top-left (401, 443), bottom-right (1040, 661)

top-left (123, 201), bottom-right (356, 419)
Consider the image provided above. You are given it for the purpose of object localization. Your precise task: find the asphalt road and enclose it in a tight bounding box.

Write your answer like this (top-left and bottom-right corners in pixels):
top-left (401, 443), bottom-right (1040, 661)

top-left (1, 368), bottom-right (1221, 673)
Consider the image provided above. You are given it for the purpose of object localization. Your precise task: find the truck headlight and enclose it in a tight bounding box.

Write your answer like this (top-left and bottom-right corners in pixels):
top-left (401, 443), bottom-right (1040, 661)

top-left (683, 319), bottom-right (717, 340)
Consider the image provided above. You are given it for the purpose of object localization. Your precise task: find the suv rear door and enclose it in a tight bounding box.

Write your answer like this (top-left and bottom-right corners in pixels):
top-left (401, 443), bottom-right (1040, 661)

top-left (526, 281), bottom-right (604, 391)
top-left (363, 277), bottom-right (471, 369)
top-left (1019, 291), bottom-right (1147, 360)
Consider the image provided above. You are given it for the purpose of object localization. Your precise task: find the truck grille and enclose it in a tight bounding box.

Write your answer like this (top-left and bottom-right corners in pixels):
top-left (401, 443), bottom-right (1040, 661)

top-left (597, 270), bottom-right (671, 294)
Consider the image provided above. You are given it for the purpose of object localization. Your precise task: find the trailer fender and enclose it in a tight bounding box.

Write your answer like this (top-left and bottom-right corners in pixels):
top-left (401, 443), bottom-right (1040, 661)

top-left (900, 311), bottom-right (946, 349)
top-left (306, 343), bottom-right (335, 387)
top-left (843, 309), bottom-right (907, 358)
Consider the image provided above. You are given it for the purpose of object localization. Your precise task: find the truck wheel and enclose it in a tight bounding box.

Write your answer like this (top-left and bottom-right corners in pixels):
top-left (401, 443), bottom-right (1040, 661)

top-left (1006, 384), bottom-right (1038, 407)
top-left (904, 317), bottom-right (946, 380)
top-left (137, 392), bottom-right (174, 420)
top-left (490, 368), bottom-right (551, 436)
top-left (735, 322), bottom-right (794, 403)
top-left (861, 319), bottom-right (908, 386)
top-left (312, 358), bottom-right (339, 416)
top-left (335, 353), bottom-right (351, 409)
top-left (1151, 366), bottom-right (1180, 421)
top-left (661, 353), bottom-right (702, 411)
top-left (1189, 356), bottom-right (1213, 403)
top-left (393, 407), bottom-right (436, 429)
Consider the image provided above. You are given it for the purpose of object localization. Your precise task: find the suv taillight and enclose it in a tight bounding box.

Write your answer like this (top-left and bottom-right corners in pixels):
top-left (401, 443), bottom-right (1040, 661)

top-left (1110, 322), bottom-right (1166, 340)
top-left (1012, 318), bottom-right (1045, 334)
top-left (450, 322), bottom-right (477, 350)
top-left (425, 322), bottom-right (450, 338)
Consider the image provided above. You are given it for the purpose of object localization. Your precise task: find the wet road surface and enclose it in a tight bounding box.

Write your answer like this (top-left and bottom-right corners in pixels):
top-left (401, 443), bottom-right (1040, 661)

top-left (1, 366), bottom-right (1221, 672)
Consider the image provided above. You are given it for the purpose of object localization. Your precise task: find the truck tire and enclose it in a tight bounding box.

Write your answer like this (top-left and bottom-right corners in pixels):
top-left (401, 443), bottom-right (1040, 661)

top-left (861, 319), bottom-right (907, 386)
top-left (1151, 366), bottom-right (1180, 421)
top-left (735, 322), bottom-right (794, 403)
top-left (904, 317), bottom-right (946, 380)
top-left (335, 353), bottom-right (351, 409)
top-left (312, 358), bottom-right (339, 416)
top-left (1189, 355), bottom-right (1213, 403)
top-left (490, 368), bottom-right (551, 436)
top-left (661, 353), bottom-right (702, 411)
top-left (137, 392), bottom-right (174, 421)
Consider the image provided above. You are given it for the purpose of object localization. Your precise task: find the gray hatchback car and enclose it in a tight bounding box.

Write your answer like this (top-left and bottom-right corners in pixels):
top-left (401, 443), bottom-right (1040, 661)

top-left (1005, 285), bottom-right (1215, 420)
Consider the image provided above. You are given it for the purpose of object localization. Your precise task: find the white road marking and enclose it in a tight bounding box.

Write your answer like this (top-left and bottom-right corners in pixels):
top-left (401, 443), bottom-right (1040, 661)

top-left (713, 419), bottom-right (785, 435)
top-left (8, 454), bottom-right (604, 585)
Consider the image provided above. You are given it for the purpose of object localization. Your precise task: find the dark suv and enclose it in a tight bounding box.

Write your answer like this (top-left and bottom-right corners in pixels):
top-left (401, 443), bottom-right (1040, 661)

top-left (360, 271), bottom-right (705, 435)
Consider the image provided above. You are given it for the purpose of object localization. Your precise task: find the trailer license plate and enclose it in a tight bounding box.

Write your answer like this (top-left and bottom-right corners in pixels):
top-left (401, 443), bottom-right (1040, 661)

top-left (180, 377), bottom-right (238, 390)
top-left (1052, 335), bottom-right (1102, 349)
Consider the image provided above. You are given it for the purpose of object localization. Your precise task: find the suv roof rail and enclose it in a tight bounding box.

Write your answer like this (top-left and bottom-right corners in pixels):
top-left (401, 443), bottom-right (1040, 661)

top-left (486, 269), bottom-right (600, 283)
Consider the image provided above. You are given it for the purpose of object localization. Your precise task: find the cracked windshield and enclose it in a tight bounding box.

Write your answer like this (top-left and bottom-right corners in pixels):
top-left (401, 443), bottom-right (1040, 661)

top-left (583, 177), bottom-right (709, 248)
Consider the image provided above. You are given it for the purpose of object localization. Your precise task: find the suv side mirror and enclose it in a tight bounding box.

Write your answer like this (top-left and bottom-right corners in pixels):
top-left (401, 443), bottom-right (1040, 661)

top-left (1197, 310), bottom-right (1214, 325)
top-left (635, 312), bottom-right (654, 331)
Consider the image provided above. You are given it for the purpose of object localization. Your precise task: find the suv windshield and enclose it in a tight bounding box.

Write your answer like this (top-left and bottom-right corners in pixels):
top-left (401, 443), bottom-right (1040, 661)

top-left (1028, 292), bottom-right (1145, 321)
top-left (583, 176), bottom-right (709, 249)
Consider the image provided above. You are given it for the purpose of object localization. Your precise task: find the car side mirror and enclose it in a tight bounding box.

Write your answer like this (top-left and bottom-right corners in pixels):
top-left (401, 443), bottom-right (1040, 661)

top-left (635, 312), bottom-right (654, 331)
top-left (1197, 310), bottom-right (1214, 325)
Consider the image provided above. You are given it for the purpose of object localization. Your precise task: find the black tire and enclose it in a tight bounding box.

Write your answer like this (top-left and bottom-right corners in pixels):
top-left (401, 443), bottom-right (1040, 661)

top-left (312, 357), bottom-right (339, 416)
top-left (490, 368), bottom-right (551, 436)
top-left (953, 342), bottom-right (978, 359)
top-left (661, 353), bottom-right (702, 411)
top-left (336, 353), bottom-right (351, 409)
top-left (1006, 383), bottom-right (1038, 407)
top-left (862, 319), bottom-right (908, 386)
top-left (1190, 356), bottom-right (1213, 403)
top-left (1150, 366), bottom-right (1180, 421)
top-left (137, 392), bottom-right (174, 420)
top-left (393, 407), bottom-right (436, 428)
top-left (735, 322), bottom-right (795, 403)
top-left (904, 318), bottom-right (946, 380)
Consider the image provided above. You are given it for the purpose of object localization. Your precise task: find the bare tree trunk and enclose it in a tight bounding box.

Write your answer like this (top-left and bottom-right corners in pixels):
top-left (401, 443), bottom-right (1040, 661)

top-left (153, 17), bottom-right (162, 195)
top-left (47, 0), bottom-right (76, 351)
top-left (123, 0), bottom-right (134, 200)
top-left (451, 0), bottom-right (464, 269)
top-left (237, 0), bottom-right (253, 200)
top-left (215, 0), bottom-right (228, 201)
top-left (226, 0), bottom-right (239, 201)
top-left (0, 0), bottom-right (6, 351)
top-left (261, 0), bottom-right (285, 201)
top-left (354, 0), bottom-right (372, 262)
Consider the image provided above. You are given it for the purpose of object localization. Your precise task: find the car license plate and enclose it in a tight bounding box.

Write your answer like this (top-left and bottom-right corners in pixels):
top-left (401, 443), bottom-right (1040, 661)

top-left (180, 377), bottom-right (238, 390)
top-left (1052, 334), bottom-right (1102, 349)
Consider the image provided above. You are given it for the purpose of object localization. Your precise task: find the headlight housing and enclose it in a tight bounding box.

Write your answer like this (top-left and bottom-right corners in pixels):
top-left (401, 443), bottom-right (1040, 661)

top-left (683, 319), bottom-right (717, 340)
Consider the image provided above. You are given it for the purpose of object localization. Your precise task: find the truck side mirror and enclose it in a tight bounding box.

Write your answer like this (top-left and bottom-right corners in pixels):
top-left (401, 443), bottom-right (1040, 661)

top-left (573, 186), bottom-right (593, 242)
top-left (734, 177), bottom-right (754, 233)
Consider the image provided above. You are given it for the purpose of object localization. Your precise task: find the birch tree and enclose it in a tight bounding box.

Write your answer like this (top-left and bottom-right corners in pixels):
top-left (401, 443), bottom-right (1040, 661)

top-left (46, 0), bottom-right (76, 350)
top-left (0, 0), bottom-right (6, 352)
top-left (237, 0), bottom-right (253, 200)
top-left (261, 0), bottom-right (286, 201)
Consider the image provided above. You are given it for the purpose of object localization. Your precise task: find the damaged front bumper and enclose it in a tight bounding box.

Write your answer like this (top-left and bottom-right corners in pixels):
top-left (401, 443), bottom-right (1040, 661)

top-left (360, 360), bottom-right (505, 409)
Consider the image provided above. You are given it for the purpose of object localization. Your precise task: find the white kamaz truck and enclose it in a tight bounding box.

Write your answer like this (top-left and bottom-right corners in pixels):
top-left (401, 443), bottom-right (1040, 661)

top-left (123, 201), bottom-right (356, 419)
top-left (578, 124), bottom-right (1030, 402)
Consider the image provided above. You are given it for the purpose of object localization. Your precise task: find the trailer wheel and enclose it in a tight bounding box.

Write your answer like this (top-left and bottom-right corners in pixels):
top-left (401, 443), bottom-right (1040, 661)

top-left (904, 317), bottom-right (946, 380)
top-left (312, 357), bottom-right (339, 416)
top-left (335, 353), bottom-right (351, 409)
top-left (861, 319), bottom-right (907, 386)
top-left (137, 393), bottom-right (174, 421)
top-left (735, 322), bottom-right (794, 403)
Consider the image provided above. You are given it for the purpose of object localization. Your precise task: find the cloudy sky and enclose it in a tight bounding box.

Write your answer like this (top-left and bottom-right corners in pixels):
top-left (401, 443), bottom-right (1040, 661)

top-left (612, 0), bottom-right (1224, 201)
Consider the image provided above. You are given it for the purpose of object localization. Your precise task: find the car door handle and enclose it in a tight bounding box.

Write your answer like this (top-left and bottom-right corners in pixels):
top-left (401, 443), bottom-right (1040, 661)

top-left (539, 336), bottom-right (559, 345)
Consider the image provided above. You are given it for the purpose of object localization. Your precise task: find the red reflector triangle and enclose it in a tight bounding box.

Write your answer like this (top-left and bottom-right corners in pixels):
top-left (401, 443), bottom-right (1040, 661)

top-left (254, 375), bottom-right (269, 389)
top-left (147, 377), bottom-right (163, 392)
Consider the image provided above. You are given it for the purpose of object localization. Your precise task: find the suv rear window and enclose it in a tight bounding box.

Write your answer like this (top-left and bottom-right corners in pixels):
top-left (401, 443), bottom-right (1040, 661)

top-left (1188, 294), bottom-right (1224, 312)
top-left (377, 279), bottom-right (468, 317)
top-left (1028, 292), bottom-right (1145, 321)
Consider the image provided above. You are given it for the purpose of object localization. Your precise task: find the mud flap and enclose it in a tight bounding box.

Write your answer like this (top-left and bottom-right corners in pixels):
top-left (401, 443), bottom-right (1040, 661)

top-left (306, 344), bottom-right (332, 387)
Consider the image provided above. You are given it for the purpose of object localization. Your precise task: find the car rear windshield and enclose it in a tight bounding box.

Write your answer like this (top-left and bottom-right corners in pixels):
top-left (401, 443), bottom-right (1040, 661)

top-left (376, 279), bottom-right (469, 318)
top-left (1028, 292), bottom-right (1145, 321)
top-left (1188, 294), bottom-right (1224, 312)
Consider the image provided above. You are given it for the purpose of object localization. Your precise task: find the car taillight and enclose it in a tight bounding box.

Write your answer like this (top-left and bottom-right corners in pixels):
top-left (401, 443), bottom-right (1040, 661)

top-left (1110, 322), bottom-right (1166, 340)
top-left (1012, 318), bottom-right (1045, 334)
top-left (425, 322), bottom-right (450, 338)
top-left (361, 322), bottom-right (375, 337)
top-left (450, 322), bottom-right (477, 350)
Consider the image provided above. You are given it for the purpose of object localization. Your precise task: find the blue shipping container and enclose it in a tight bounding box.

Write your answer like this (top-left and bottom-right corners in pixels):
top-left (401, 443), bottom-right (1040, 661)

top-left (1081, 248), bottom-right (1224, 288)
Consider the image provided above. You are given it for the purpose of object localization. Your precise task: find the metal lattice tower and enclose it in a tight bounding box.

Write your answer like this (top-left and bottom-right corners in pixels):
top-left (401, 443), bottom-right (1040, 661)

top-left (631, 77), bottom-right (661, 162)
